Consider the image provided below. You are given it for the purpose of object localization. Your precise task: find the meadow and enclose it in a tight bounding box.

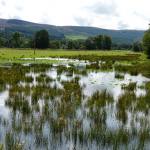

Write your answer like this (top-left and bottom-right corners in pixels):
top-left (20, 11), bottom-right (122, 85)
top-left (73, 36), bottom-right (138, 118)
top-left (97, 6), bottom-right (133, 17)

top-left (0, 48), bottom-right (147, 63)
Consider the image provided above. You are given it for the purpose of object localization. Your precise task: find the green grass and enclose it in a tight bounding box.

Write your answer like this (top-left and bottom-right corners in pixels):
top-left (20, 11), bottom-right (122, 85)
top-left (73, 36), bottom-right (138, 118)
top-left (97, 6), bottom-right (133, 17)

top-left (65, 35), bottom-right (88, 40)
top-left (0, 48), bottom-right (147, 64)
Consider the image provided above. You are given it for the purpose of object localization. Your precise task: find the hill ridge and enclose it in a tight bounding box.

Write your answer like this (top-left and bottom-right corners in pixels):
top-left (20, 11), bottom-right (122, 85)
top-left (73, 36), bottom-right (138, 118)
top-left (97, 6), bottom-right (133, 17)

top-left (0, 18), bottom-right (145, 44)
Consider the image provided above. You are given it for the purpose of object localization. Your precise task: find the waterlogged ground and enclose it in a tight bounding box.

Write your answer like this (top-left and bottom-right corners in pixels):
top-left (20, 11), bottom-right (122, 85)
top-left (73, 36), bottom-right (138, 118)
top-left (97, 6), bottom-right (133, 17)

top-left (0, 61), bottom-right (150, 150)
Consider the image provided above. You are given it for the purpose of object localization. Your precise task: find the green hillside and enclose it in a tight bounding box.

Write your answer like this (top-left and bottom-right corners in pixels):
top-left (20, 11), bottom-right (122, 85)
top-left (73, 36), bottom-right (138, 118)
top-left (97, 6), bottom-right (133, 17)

top-left (0, 19), bottom-right (145, 44)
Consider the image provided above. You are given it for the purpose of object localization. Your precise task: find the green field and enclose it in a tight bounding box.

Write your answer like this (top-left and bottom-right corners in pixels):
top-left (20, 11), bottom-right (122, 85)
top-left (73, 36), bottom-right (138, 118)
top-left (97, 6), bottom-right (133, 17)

top-left (65, 35), bottom-right (88, 40)
top-left (0, 48), bottom-right (147, 64)
top-left (1, 48), bottom-right (149, 77)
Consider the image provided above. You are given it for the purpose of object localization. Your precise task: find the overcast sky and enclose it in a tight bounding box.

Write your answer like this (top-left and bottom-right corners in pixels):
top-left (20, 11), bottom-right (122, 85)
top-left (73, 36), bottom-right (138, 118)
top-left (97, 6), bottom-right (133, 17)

top-left (0, 0), bottom-right (150, 30)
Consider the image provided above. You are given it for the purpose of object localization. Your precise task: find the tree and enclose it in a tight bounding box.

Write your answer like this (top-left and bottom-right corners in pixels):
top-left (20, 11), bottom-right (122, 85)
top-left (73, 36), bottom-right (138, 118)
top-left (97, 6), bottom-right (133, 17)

top-left (143, 29), bottom-right (150, 58)
top-left (95, 35), bottom-right (103, 49)
top-left (93, 35), bottom-right (112, 50)
top-left (67, 40), bottom-right (74, 49)
top-left (49, 40), bottom-right (60, 49)
top-left (85, 37), bottom-right (96, 50)
top-left (0, 36), bottom-right (5, 48)
top-left (35, 30), bottom-right (49, 49)
top-left (132, 41), bottom-right (143, 52)
top-left (103, 35), bottom-right (112, 50)
top-left (11, 32), bottom-right (23, 48)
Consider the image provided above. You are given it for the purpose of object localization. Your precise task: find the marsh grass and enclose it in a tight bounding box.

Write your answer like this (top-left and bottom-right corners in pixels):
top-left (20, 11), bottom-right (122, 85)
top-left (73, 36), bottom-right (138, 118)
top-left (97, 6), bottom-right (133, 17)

top-left (5, 96), bottom-right (31, 115)
top-left (0, 61), bottom-right (150, 149)
top-left (115, 72), bottom-right (125, 79)
top-left (0, 49), bottom-right (143, 64)
top-left (87, 90), bottom-right (113, 108)
top-left (135, 82), bottom-right (150, 113)
top-left (5, 132), bottom-right (24, 150)
top-left (100, 61), bottom-right (114, 70)
top-left (0, 79), bottom-right (6, 92)
top-left (121, 82), bottom-right (137, 91)
top-left (36, 74), bottom-right (54, 83)
top-left (86, 62), bottom-right (100, 69)
top-left (67, 54), bottom-right (141, 62)
top-left (24, 76), bottom-right (33, 83)
top-left (116, 91), bottom-right (136, 124)
top-left (115, 62), bottom-right (150, 77)
top-left (0, 145), bottom-right (3, 150)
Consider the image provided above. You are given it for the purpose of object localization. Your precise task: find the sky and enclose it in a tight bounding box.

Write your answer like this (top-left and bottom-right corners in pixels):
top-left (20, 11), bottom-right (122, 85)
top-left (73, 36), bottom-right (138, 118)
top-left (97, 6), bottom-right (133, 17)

top-left (0, 0), bottom-right (150, 30)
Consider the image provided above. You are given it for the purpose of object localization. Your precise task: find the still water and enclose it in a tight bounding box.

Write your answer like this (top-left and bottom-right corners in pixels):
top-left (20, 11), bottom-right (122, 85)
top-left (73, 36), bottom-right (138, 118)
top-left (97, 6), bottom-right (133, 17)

top-left (0, 62), bottom-right (150, 150)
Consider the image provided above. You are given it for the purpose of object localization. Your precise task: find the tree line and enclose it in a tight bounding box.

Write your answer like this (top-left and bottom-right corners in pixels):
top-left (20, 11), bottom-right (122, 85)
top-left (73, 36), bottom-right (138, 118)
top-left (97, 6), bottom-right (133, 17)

top-left (0, 29), bottom-right (150, 58)
top-left (0, 30), bottom-right (112, 50)
top-left (0, 30), bottom-right (139, 50)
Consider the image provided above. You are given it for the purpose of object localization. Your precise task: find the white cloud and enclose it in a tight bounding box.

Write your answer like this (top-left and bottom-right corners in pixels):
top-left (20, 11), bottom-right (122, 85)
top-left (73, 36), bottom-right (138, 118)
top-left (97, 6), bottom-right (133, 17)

top-left (0, 0), bottom-right (150, 29)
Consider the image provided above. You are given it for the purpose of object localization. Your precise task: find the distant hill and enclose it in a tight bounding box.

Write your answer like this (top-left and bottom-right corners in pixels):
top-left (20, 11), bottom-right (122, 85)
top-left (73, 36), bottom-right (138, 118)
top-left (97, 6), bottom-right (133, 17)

top-left (0, 18), bottom-right (145, 44)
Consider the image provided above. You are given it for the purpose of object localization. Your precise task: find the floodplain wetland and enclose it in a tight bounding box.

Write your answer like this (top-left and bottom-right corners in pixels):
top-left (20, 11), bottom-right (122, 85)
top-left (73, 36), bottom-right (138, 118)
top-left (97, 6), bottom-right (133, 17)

top-left (0, 50), bottom-right (150, 149)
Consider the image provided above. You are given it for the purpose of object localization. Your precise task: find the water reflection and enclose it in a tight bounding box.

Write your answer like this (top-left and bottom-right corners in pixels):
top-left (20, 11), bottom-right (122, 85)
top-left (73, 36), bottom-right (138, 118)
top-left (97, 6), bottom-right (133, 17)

top-left (0, 63), bottom-right (150, 150)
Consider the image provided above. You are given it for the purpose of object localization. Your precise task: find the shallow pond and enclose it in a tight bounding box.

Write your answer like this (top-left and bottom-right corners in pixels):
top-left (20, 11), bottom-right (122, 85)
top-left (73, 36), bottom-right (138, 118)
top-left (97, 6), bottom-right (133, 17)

top-left (0, 62), bottom-right (150, 150)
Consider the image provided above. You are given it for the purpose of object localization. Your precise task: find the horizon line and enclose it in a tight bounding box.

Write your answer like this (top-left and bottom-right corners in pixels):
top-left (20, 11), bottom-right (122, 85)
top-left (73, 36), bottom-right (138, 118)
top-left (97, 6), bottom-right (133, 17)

top-left (0, 17), bottom-right (147, 31)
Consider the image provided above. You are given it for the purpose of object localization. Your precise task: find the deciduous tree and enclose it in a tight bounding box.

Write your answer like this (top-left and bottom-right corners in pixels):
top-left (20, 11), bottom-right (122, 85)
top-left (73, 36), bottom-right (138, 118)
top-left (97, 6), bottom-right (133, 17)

top-left (143, 29), bottom-right (150, 58)
top-left (35, 30), bottom-right (49, 49)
